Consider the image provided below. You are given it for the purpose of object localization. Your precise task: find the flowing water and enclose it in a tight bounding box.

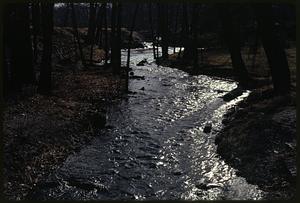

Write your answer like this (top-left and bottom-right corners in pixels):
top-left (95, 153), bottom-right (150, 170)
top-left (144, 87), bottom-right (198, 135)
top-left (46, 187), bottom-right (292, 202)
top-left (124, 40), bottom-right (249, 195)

top-left (30, 44), bottom-right (265, 200)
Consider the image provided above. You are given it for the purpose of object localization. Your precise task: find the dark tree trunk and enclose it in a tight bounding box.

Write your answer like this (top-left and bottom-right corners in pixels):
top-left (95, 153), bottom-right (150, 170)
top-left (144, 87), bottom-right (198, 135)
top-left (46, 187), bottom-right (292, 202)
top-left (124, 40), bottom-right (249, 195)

top-left (86, 3), bottom-right (97, 44)
top-left (191, 5), bottom-right (199, 70)
top-left (63, 3), bottom-right (69, 26)
top-left (218, 6), bottom-right (250, 83)
top-left (158, 4), bottom-right (169, 59)
top-left (90, 4), bottom-right (104, 63)
top-left (110, 3), bottom-right (122, 74)
top-left (110, 2), bottom-right (117, 71)
top-left (255, 5), bottom-right (291, 94)
top-left (126, 4), bottom-right (139, 91)
top-left (148, 3), bottom-right (157, 59)
top-left (70, 3), bottom-right (86, 68)
top-left (3, 4), bottom-right (12, 96)
top-left (32, 3), bottom-right (41, 64)
top-left (95, 4), bottom-right (105, 48)
top-left (116, 3), bottom-right (122, 69)
top-left (173, 4), bottom-right (179, 54)
top-left (126, 4), bottom-right (139, 69)
top-left (37, 3), bottom-right (53, 95)
top-left (103, 3), bottom-right (108, 67)
top-left (10, 4), bottom-right (35, 91)
top-left (178, 3), bottom-right (189, 59)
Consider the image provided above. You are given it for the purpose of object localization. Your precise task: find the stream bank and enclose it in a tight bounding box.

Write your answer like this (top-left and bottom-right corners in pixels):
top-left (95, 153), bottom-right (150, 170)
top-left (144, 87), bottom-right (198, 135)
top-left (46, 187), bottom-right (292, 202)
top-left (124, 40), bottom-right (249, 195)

top-left (216, 87), bottom-right (296, 200)
top-left (156, 45), bottom-right (296, 199)
top-left (3, 68), bottom-right (126, 200)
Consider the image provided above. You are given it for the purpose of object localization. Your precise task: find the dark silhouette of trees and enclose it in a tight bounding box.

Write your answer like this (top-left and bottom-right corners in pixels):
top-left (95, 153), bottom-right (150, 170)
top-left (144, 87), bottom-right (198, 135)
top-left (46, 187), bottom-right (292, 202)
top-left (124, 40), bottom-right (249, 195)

top-left (37, 3), bottom-right (54, 95)
top-left (255, 4), bottom-right (291, 94)
top-left (2, 2), bottom-right (293, 98)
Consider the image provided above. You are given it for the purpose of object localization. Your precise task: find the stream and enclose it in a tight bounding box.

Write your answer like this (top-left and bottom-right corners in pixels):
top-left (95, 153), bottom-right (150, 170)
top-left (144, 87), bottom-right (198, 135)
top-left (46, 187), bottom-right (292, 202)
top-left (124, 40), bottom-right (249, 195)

top-left (30, 44), bottom-right (265, 200)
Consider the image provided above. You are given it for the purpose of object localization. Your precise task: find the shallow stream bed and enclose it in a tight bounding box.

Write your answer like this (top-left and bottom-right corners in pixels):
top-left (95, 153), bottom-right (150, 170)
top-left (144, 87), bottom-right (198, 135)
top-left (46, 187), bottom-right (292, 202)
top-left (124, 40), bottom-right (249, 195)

top-left (29, 45), bottom-right (265, 200)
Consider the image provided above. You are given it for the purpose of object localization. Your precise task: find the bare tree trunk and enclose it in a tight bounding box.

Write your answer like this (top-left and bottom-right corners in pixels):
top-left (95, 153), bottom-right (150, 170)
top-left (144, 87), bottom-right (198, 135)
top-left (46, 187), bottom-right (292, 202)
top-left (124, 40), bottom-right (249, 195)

top-left (173, 4), bottom-right (179, 54)
top-left (63, 3), bottom-right (69, 26)
top-left (255, 4), bottom-right (291, 94)
top-left (86, 3), bottom-right (97, 44)
top-left (104, 3), bottom-right (108, 67)
top-left (37, 3), bottom-right (53, 95)
top-left (90, 4), bottom-right (104, 63)
top-left (71, 3), bottom-right (86, 68)
top-left (158, 3), bottom-right (169, 59)
top-left (3, 4), bottom-right (12, 95)
top-left (126, 4), bottom-right (139, 69)
top-left (218, 6), bottom-right (249, 84)
top-left (178, 3), bottom-right (188, 60)
top-left (148, 3), bottom-right (156, 59)
top-left (95, 4), bottom-right (105, 48)
top-left (10, 3), bottom-right (35, 91)
top-left (191, 5), bottom-right (199, 70)
top-left (32, 3), bottom-right (40, 64)
top-left (116, 3), bottom-right (122, 69)
top-left (110, 2), bottom-right (117, 71)
top-left (110, 2), bottom-right (122, 74)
